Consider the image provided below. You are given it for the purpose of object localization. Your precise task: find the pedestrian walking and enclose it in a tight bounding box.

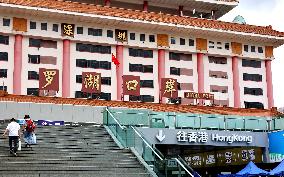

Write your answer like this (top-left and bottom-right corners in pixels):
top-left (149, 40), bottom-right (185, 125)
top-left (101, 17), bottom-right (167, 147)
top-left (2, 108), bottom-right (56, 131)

top-left (2, 118), bottom-right (21, 156)
top-left (23, 115), bottom-right (36, 149)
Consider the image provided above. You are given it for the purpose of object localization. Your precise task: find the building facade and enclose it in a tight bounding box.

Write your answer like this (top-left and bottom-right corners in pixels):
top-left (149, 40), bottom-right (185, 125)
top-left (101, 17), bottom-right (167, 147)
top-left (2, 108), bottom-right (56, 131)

top-left (0, 0), bottom-right (283, 109)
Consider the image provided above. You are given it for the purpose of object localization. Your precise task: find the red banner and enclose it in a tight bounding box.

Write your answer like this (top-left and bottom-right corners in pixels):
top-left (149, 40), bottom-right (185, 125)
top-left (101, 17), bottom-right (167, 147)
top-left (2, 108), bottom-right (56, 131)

top-left (39, 68), bottom-right (59, 91)
top-left (123, 75), bottom-right (140, 96)
top-left (161, 78), bottom-right (178, 99)
top-left (81, 72), bottom-right (101, 93)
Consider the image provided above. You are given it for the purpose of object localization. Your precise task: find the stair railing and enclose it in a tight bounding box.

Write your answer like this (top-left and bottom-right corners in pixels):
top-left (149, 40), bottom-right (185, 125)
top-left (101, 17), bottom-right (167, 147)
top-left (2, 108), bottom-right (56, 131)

top-left (105, 107), bottom-right (197, 177)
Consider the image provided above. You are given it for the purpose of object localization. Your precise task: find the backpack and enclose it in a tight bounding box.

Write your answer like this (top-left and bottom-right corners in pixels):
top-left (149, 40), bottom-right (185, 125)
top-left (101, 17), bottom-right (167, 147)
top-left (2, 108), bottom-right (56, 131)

top-left (26, 119), bottom-right (36, 132)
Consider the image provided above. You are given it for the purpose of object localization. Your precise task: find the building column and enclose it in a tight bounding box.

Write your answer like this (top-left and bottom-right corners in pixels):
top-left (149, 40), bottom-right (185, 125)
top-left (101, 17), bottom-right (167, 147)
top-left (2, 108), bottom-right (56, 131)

top-left (13, 34), bottom-right (23, 95)
top-left (265, 60), bottom-right (274, 108)
top-left (116, 45), bottom-right (123, 100)
top-left (104, 0), bottom-right (111, 6)
top-left (143, 1), bottom-right (148, 12)
top-left (158, 49), bottom-right (166, 103)
top-left (197, 53), bottom-right (204, 93)
top-left (232, 56), bottom-right (241, 108)
top-left (62, 39), bottom-right (70, 98)
top-left (178, 6), bottom-right (184, 16)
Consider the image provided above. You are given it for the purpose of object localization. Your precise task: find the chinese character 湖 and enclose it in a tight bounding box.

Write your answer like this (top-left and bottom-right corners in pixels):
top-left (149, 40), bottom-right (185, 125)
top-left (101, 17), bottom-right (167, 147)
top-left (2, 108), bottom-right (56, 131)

top-left (84, 73), bottom-right (100, 90)
top-left (42, 70), bottom-right (57, 89)
top-left (164, 79), bottom-right (176, 97)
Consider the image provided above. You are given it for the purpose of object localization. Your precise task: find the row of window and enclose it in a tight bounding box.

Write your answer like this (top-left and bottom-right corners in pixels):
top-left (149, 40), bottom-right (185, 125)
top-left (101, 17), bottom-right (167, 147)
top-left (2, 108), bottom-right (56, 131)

top-left (76, 43), bottom-right (111, 54)
top-left (208, 56), bottom-right (227, 65)
top-left (243, 73), bottom-right (262, 82)
top-left (242, 59), bottom-right (261, 68)
top-left (129, 64), bottom-right (153, 73)
top-left (0, 86), bottom-right (7, 91)
top-left (29, 38), bottom-right (57, 49)
top-left (170, 37), bottom-right (195, 46)
top-left (129, 48), bottom-right (153, 58)
top-left (129, 95), bottom-right (155, 102)
top-left (76, 59), bottom-right (111, 70)
top-left (169, 52), bottom-right (192, 61)
top-left (0, 35), bottom-right (9, 45)
top-left (244, 45), bottom-right (263, 54)
top-left (30, 21), bottom-right (59, 32)
top-left (244, 87), bottom-right (263, 96)
top-left (75, 91), bottom-right (111, 101)
top-left (208, 41), bottom-right (230, 50)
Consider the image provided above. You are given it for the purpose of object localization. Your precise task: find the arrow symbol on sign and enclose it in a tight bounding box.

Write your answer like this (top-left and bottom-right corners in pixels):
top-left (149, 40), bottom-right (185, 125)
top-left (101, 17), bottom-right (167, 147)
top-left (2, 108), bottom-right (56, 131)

top-left (156, 130), bottom-right (166, 142)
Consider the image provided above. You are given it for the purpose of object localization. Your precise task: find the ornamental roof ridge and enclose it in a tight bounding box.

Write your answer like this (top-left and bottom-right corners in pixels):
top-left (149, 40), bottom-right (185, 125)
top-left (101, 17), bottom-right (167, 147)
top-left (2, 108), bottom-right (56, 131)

top-left (1, 0), bottom-right (283, 37)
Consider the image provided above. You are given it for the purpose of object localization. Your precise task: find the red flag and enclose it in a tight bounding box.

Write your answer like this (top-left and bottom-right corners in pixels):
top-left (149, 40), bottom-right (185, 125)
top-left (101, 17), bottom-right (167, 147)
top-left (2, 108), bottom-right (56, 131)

top-left (112, 53), bottom-right (120, 66)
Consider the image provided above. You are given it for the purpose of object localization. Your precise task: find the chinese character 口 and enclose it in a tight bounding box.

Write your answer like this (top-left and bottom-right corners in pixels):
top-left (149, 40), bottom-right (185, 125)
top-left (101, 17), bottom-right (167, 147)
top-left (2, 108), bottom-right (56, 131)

top-left (84, 74), bottom-right (100, 90)
top-left (42, 71), bottom-right (56, 89)
top-left (126, 80), bottom-right (138, 91)
top-left (177, 131), bottom-right (187, 142)
top-left (164, 79), bottom-right (176, 97)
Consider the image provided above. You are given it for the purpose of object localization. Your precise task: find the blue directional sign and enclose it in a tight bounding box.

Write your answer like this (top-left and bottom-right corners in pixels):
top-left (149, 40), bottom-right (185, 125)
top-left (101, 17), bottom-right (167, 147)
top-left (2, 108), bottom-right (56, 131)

top-left (38, 120), bottom-right (64, 126)
top-left (269, 131), bottom-right (284, 162)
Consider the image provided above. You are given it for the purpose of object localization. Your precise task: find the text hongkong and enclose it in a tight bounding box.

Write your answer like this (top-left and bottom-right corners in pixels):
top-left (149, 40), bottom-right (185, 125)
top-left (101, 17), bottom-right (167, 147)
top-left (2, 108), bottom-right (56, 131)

top-left (212, 134), bottom-right (253, 144)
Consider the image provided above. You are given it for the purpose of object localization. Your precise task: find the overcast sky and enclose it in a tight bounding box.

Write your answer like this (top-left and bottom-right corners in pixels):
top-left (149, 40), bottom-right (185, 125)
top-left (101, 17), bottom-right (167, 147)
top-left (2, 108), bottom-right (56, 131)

top-left (220, 0), bottom-right (284, 108)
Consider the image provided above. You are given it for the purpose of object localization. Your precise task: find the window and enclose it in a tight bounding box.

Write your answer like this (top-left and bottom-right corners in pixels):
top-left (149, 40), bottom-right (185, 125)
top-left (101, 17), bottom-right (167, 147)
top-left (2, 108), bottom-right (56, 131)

top-left (140, 34), bottom-right (145, 42)
top-left (244, 87), bottom-right (263, 96)
top-left (242, 59), bottom-right (261, 68)
top-left (0, 52), bottom-right (8, 61)
top-left (170, 67), bottom-right (180, 76)
top-left (244, 45), bottom-right (249, 52)
top-left (140, 95), bottom-right (154, 102)
top-left (171, 37), bottom-right (176, 44)
top-left (99, 61), bottom-right (111, 70)
top-left (76, 59), bottom-right (111, 70)
top-left (209, 56), bottom-right (227, 64)
top-left (140, 80), bottom-right (154, 88)
top-left (209, 41), bottom-right (214, 48)
top-left (28, 71), bottom-right (39, 80)
top-left (41, 23), bottom-right (47, 30)
top-left (101, 77), bottom-right (111, 85)
top-left (143, 65), bottom-right (153, 73)
top-left (244, 102), bottom-right (264, 109)
top-left (243, 73), bottom-right (262, 82)
top-left (76, 43), bottom-right (111, 54)
top-left (217, 42), bottom-right (222, 49)
top-left (129, 48), bottom-right (153, 58)
top-left (251, 46), bottom-right (256, 52)
top-left (180, 38), bottom-right (185, 45)
top-left (0, 69), bottom-right (7, 78)
top-left (258, 47), bottom-right (263, 53)
top-left (77, 27), bottom-right (83, 34)
top-left (76, 75), bottom-right (82, 83)
top-left (52, 24), bottom-right (58, 32)
top-left (3, 18), bottom-right (10, 26)
top-left (29, 38), bottom-right (41, 48)
top-left (169, 52), bottom-right (192, 61)
top-left (130, 33), bottom-right (135, 40)
top-left (0, 35), bottom-right (9, 45)
top-left (0, 86), bottom-right (7, 91)
top-left (76, 59), bottom-right (87, 68)
top-left (149, 35), bottom-right (155, 42)
top-left (189, 39), bottom-right (194, 46)
top-left (27, 88), bottom-right (39, 96)
top-left (225, 43), bottom-right (230, 50)
top-left (107, 30), bottom-right (113, 38)
top-left (88, 28), bottom-right (102, 36)
top-left (28, 55), bottom-right (40, 64)
top-left (100, 92), bottom-right (111, 101)
top-left (30, 21), bottom-right (36, 29)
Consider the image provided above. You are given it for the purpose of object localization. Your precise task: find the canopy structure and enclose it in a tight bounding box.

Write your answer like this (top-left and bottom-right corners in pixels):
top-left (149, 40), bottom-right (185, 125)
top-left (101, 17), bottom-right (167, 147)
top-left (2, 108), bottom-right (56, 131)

top-left (218, 161), bottom-right (269, 177)
top-left (270, 159), bottom-right (284, 176)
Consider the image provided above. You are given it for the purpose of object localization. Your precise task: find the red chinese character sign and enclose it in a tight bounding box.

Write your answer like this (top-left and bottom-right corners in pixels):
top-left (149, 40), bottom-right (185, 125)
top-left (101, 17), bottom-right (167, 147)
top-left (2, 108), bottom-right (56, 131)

top-left (161, 78), bottom-right (178, 99)
top-left (123, 75), bottom-right (140, 96)
top-left (39, 68), bottom-right (59, 91)
top-left (81, 72), bottom-right (101, 93)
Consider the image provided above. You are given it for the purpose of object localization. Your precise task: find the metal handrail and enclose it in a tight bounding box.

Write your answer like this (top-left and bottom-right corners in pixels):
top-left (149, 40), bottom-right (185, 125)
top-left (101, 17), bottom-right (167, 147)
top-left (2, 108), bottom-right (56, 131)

top-left (174, 158), bottom-right (194, 177)
top-left (131, 126), bottom-right (163, 161)
top-left (106, 107), bottom-right (125, 130)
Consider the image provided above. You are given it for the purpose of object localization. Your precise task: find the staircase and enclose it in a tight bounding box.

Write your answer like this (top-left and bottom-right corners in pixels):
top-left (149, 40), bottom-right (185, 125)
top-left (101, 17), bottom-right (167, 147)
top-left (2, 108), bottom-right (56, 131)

top-left (0, 123), bottom-right (151, 177)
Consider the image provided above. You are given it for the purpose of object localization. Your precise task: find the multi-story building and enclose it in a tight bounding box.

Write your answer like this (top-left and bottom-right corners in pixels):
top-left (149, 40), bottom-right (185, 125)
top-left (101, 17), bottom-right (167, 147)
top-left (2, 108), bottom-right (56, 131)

top-left (0, 0), bottom-right (283, 109)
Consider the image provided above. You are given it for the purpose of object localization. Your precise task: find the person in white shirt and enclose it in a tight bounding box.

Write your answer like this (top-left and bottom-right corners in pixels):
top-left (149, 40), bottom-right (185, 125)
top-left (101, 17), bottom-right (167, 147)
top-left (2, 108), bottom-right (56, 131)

top-left (2, 118), bottom-right (21, 156)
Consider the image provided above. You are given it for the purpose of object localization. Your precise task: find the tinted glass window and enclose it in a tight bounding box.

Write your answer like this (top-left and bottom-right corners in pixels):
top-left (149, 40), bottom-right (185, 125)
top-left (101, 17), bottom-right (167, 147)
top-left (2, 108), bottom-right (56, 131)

top-left (225, 43), bottom-right (230, 50)
top-left (0, 86), bottom-right (7, 91)
top-left (251, 46), bottom-right (256, 52)
top-left (171, 37), bottom-right (176, 44)
top-left (143, 65), bottom-right (153, 73)
top-left (242, 59), bottom-right (261, 68)
top-left (170, 67), bottom-right (180, 75)
top-left (76, 75), bottom-right (82, 83)
top-left (180, 38), bottom-right (185, 45)
top-left (209, 56), bottom-right (227, 64)
top-left (129, 48), bottom-right (153, 58)
top-left (107, 30), bottom-right (113, 38)
top-left (130, 33), bottom-right (135, 40)
top-left (244, 87), bottom-right (263, 96)
top-left (30, 21), bottom-right (36, 29)
top-left (244, 45), bottom-right (249, 52)
top-left (101, 77), bottom-right (111, 85)
top-left (52, 24), bottom-right (58, 32)
top-left (140, 95), bottom-right (154, 102)
top-left (0, 52), bottom-right (8, 61)
top-left (0, 35), bottom-right (9, 45)
top-left (243, 73), bottom-right (262, 82)
top-left (140, 80), bottom-right (154, 88)
top-left (28, 71), bottom-right (39, 80)
top-left (140, 34), bottom-right (145, 41)
top-left (258, 47), bottom-right (263, 53)
top-left (88, 28), bottom-right (102, 36)
top-left (41, 23), bottom-right (47, 30)
top-left (28, 55), bottom-right (40, 64)
top-left (189, 39), bottom-right (194, 46)
top-left (27, 88), bottom-right (39, 96)
top-left (29, 38), bottom-right (41, 47)
top-left (149, 35), bottom-right (155, 42)
top-left (0, 69), bottom-right (7, 78)
top-left (77, 27), bottom-right (83, 34)
top-left (76, 43), bottom-right (111, 54)
top-left (3, 18), bottom-right (10, 26)
top-left (244, 102), bottom-right (264, 109)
